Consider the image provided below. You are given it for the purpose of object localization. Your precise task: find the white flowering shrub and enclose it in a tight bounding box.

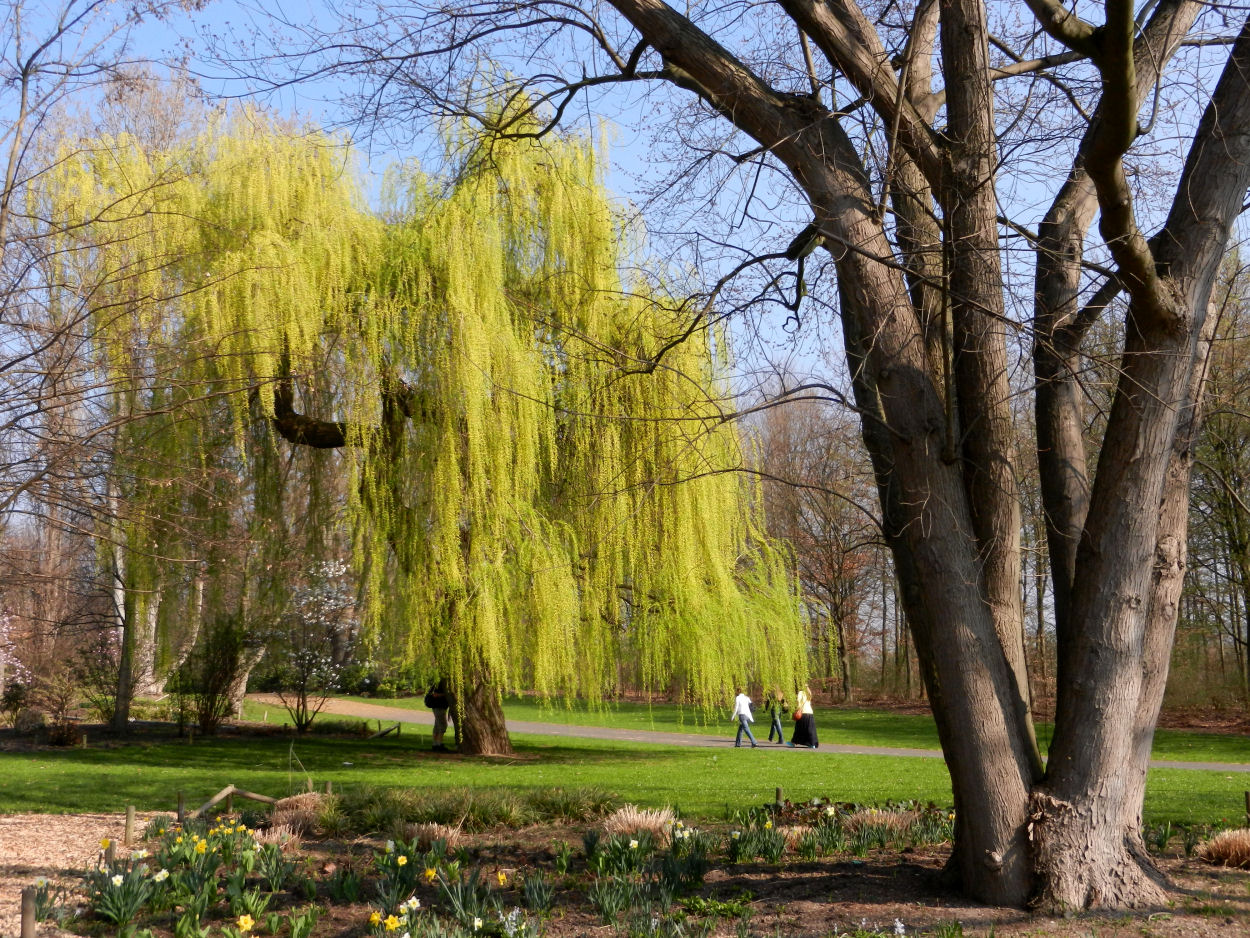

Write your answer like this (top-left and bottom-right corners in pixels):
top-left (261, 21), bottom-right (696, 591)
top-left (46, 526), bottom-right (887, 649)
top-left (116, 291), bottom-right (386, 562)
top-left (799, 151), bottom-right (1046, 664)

top-left (272, 560), bottom-right (358, 733)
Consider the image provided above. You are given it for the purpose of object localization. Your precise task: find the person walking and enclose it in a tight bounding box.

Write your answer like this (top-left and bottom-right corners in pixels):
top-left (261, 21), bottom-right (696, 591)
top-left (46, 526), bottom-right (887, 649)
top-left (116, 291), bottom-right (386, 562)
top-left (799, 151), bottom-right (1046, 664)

top-left (731, 689), bottom-right (759, 748)
top-left (766, 690), bottom-right (787, 743)
top-left (789, 686), bottom-right (819, 748)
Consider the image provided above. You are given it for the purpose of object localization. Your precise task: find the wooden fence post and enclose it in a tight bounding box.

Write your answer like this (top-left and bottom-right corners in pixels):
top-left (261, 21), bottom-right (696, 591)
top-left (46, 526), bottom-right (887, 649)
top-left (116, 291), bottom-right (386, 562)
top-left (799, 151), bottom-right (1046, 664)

top-left (20, 885), bottom-right (35, 938)
top-left (177, 791), bottom-right (185, 823)
top-left (125, 806), bottom-right (135, 845)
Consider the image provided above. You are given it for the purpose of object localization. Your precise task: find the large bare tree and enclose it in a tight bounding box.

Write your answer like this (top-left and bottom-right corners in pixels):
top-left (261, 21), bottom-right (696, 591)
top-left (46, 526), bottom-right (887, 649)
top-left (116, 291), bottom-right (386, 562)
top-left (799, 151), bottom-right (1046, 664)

top-left (242, 0), bottom-right (1250, 909)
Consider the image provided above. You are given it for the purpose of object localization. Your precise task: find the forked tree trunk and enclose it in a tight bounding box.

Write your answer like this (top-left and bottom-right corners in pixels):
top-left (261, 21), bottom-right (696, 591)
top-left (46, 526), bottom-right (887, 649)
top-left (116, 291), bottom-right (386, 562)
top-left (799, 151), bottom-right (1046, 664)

top-left (602, 0), bottom-right (1250, 909)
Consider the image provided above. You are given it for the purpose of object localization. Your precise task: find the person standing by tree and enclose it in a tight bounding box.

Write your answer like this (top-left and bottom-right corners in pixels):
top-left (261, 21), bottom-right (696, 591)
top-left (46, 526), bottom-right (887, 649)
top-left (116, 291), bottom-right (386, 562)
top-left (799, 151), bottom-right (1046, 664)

top-left (730, 689), bottom-right (758, 748)
top-left (789, 686), bottom-right (818, 749)
top-left (425, 679), bottom-right (455, 752)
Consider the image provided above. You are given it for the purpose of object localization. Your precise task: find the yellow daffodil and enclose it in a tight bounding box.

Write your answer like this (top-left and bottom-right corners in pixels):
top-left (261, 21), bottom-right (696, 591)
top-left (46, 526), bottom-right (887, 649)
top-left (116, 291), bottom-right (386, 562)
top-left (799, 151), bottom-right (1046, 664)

top-left (369, 910), bottom-right (382, 925)
top-left (396, 855), bottom-right (408, 866)
top-left (100, 838), bottom-right (111, 850)
top-left (424, 867), bottom-right (437, 883)
top-left (496, 870), bottom-right (507, 886)
top-left (237, 913), bottom-right (254, 932)
top-left (385, 914), bottom-right (401, 931)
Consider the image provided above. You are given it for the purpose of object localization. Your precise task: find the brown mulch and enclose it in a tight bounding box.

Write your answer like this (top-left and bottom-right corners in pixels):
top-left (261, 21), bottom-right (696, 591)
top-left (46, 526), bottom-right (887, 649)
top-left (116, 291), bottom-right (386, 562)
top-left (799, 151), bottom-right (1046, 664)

top-left (0, 813), bottom-right (1248, 937)
top-left (0, 812), bottom-right (151, 938)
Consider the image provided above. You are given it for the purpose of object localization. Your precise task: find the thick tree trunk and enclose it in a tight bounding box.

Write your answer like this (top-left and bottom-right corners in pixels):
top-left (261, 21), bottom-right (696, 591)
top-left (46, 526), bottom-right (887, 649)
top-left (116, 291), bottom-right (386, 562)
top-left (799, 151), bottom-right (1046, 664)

top-left (457, 677), bottom-right (513, 755)
top-left (1032, 13), bottom-right (1250, 910)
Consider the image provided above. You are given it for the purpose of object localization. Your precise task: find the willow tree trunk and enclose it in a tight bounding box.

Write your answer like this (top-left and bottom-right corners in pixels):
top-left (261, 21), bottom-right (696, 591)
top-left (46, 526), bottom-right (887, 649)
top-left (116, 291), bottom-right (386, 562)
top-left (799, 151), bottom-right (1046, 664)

top-left (458, 677), bottom-right (513, 756)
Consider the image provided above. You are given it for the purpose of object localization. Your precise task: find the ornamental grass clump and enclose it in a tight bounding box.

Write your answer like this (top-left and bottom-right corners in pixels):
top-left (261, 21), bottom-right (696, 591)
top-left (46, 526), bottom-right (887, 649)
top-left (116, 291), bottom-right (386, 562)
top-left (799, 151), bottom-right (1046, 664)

top-left (604, 804), bottom-right (675, 844)
top-left (271, 792), bottom-right (328, 836)
top-left (1198, 828), bottom-right (1250, 868)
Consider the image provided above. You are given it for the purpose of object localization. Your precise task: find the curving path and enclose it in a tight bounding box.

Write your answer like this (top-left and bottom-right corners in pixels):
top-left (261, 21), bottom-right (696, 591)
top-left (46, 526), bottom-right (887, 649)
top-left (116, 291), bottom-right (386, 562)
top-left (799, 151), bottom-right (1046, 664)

top-left (249, 695), bottom-right (1250, 773)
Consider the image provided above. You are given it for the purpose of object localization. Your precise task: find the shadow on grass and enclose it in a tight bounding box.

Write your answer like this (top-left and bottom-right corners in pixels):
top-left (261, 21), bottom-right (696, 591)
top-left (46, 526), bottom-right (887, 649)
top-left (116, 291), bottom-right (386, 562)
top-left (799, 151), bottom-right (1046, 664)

top-left (0, 731), bottom-right (692, 814)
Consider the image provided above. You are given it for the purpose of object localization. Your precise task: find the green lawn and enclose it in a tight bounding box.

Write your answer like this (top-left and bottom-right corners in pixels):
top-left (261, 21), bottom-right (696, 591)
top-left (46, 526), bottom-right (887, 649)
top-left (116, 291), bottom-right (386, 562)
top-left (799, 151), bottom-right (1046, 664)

top-left (0, 723), bottom-right (1243, 827)
top-left (336, 694), bottom-right (1250, 765)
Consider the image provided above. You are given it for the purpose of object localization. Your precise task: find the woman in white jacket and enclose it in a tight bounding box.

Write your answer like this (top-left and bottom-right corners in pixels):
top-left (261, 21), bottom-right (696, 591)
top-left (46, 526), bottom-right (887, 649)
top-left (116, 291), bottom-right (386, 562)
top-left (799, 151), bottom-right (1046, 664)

top-left (731, 690), bottom-right (759, 748)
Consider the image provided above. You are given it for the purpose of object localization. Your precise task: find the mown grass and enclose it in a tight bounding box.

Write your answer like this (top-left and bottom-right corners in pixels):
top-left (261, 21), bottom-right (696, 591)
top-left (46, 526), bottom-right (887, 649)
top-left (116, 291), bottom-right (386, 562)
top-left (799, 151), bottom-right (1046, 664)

top-left (334, 693), bottom-right (1250, 764)
top-left (0, 723), bottom-right (1244, 828)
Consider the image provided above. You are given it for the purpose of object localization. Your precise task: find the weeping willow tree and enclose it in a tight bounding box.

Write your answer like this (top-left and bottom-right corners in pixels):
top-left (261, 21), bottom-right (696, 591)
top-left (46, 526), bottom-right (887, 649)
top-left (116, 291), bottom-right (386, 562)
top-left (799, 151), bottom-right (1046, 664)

top-left (44, 108), bottom-right (807, 752)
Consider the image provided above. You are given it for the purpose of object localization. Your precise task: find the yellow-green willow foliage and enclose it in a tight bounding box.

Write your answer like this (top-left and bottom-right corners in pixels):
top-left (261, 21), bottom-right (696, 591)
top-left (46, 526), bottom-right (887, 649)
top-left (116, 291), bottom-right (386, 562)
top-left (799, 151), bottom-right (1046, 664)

top-left (46, 109), bottom-right (807, 707)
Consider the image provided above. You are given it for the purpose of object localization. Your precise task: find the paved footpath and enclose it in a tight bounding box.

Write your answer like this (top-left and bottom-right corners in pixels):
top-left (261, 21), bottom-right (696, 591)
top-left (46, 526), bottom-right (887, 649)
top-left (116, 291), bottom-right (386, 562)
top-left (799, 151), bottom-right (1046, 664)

top-left (251, 695), bottom-right (1250, 773)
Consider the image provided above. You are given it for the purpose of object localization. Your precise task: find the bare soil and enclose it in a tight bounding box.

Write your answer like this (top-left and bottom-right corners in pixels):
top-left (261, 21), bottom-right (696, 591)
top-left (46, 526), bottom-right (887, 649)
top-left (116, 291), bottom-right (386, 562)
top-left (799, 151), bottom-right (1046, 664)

top-left (2, 813), bottom-right (1248, 938)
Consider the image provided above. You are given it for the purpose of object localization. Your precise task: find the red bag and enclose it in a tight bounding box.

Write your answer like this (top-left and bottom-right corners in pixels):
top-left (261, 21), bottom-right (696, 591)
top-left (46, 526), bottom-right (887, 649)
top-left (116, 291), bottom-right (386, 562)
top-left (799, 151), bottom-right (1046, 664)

top-left (792, 710), bottom-right (802, 721)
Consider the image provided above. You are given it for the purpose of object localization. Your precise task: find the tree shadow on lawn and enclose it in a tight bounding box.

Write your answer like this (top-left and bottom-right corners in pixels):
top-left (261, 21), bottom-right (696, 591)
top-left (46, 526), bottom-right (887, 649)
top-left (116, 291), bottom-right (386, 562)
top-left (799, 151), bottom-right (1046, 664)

top-left (0, 732), bottom-right (692, 813)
